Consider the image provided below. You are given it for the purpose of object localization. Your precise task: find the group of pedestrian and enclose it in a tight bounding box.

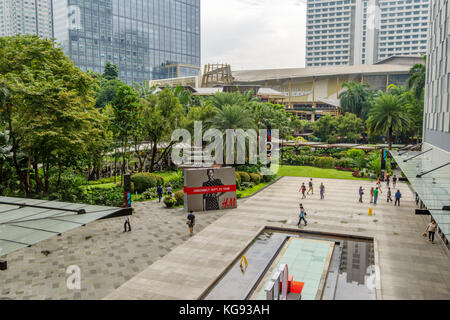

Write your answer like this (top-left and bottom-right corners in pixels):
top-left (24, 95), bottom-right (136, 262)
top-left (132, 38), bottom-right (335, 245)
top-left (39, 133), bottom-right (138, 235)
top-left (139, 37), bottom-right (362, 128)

top-left (156, 185), bottom-right (173, 203)
top-left (124, 210), bottom-right (197, 236)
top-left (359, 173), bottom-right (402, 206)
top-left (300, 179), bottom-right (326, 200)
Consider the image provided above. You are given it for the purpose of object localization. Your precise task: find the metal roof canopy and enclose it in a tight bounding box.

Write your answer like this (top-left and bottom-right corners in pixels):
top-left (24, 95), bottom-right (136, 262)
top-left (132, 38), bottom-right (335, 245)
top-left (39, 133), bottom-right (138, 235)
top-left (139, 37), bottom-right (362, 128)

top-left (0, 196), bottom-right (131, 258)
top-left (390, 151), bottom-right (450, 240)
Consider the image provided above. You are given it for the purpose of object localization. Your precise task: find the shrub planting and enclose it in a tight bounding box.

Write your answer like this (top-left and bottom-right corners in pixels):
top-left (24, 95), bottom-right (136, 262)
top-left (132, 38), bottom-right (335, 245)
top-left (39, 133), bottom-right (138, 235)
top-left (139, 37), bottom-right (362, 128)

top-left (131, 173), bottom-right (157, 193)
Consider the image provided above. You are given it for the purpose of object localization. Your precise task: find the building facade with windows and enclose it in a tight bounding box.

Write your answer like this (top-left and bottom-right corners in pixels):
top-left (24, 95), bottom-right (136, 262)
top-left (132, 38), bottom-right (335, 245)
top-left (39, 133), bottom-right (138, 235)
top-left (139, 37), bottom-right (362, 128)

top-left (306, 0), bottom-right (430, 67)
top-left (390, 0), bottom-right (450, 251)
top-left (0, 0), bottom-right (53, 38)
top-left (423, 0), bottom-right (450, 155)
top-left (52, 0), bottom-right (201, 84)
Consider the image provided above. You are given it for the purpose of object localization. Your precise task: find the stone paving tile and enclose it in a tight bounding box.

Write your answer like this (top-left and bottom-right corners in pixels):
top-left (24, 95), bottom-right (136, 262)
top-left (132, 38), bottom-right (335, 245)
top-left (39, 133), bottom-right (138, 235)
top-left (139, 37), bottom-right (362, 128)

top-left (105, 176), bottom-right (450, 300)
top-left (0, 199), bottom-right (225, 300)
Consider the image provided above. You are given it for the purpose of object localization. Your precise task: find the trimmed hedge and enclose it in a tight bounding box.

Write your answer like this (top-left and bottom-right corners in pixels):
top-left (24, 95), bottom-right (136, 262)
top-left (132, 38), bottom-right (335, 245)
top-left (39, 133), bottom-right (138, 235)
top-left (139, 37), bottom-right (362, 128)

top-left (263, 174), bottom-right (277, 182)
top-left (249, 173), bottom-right (262, 184)
top-left (235, 172), bottom-right (241, 187)
top-left (335, 157), bottom-right (353, 168)
top-left (315, 157), bottom-right (335, 169)
top-left (238, 171), bottom-right (250, 183)
top-left (131, 173), bottom-right (157, 193)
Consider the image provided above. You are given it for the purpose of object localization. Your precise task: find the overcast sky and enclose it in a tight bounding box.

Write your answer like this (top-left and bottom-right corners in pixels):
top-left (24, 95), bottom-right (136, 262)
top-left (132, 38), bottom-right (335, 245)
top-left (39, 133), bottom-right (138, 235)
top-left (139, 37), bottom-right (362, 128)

top-left (201, 0), bottom-right (307, 71)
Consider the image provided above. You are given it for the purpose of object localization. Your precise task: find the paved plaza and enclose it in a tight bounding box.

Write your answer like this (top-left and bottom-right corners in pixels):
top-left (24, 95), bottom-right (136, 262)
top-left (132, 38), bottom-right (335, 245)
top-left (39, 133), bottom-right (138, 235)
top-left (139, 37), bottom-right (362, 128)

top-left (0, 200), bottom-right (225, 300)
top-left (105, 177), bottom-right (450, 300)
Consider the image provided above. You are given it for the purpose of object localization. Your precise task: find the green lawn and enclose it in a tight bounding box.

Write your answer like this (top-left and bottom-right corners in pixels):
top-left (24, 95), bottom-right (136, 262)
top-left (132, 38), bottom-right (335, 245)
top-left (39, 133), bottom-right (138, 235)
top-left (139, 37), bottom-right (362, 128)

top-left (237, 180), bottom-right (277, 198)
top-left (278, 165), bottom-right (370, 181)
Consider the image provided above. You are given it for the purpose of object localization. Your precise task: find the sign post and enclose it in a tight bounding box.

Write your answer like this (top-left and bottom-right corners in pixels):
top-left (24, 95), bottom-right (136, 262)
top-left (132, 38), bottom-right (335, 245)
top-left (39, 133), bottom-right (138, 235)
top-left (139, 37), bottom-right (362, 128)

top-left (124, 174), bottom-right (132, 208)
top-left (380, 149), bottom-right (387, 181)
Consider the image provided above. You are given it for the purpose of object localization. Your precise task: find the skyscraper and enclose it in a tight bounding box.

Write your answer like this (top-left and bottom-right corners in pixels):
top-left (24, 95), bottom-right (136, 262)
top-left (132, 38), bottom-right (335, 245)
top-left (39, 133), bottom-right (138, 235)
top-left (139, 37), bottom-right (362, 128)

top-left (0, 0), bottom-right (53, 38)
top-left (424, 0), bottom-right (450, 154)
top-left (306, 0), bottom-right (430, 67)
top-left (52, 0), bottom-right (201, 84)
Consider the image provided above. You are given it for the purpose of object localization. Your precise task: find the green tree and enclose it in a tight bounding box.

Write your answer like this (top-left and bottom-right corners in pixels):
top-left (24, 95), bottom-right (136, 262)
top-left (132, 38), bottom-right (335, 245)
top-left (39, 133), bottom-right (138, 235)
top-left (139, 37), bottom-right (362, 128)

top-left (111, 84), bottom-right (142, 182)
top-left (407, 56), bottom-right (426, 101)
top-left (366, 93), bottom-right (412, 150)
top-left (103, 62), bottom-right (119, 80)
top-left (182, 102), bottom-right (217, 134)
top-left (209, 104), bottom-right (255, 132)
top-left (140, 88), bottom-right (185, 172)
top-left (313, 115), bottom-right (338, 143)
top-left (388, 85), bottom-right (423, 142)
top-left (133, 81), bottom-right (156, 100)
top-left (95, 79), bottom-right (124, 109)
top-left (336, 113), bottom-right (364, 143)
top-left (0, 35), bottom-right (100, 196)
top-left (339, 81), bottom-right (373, 119)
top-left (247, 102), bottom-right (292, 139)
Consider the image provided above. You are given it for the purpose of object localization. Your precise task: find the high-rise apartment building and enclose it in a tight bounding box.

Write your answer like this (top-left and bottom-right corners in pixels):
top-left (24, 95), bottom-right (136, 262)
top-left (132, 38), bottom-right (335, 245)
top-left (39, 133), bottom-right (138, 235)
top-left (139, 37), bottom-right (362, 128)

top-left (424, 0), bottom-right (450, 154)
top-left (306, 0), bottom-right (430, 67)
top-left (52, 0), bottom-right (201, 84)
top-left (0, 0), bottom-right (53, 38)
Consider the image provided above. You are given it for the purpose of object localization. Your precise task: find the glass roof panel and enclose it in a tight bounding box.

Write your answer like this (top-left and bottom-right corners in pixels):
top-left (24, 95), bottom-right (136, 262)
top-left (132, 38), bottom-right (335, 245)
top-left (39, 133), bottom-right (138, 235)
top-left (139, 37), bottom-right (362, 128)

top-left (0, 197), bottom-right (130, 257)
top-left (391, 151), bottom-right (450, 239)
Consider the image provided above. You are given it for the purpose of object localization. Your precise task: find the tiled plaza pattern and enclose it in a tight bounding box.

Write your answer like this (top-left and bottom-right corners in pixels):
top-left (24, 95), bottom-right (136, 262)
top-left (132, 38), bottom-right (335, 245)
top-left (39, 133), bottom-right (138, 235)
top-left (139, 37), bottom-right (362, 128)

top-left (106, 177), bottom-right (450, 300)
top-left (0, 200), bottom-right (225, 300)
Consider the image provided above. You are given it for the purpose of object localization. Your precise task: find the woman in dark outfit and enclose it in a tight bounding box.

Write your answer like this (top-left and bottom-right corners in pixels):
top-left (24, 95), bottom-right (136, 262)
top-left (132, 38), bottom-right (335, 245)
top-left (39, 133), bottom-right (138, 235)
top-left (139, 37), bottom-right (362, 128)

top-left (203, 169), bottom-right (225, 211)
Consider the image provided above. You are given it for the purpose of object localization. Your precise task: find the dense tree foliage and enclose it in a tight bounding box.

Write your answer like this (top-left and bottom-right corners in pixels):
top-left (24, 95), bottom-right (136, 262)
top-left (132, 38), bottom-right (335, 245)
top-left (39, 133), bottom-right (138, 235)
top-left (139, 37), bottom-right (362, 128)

top-left (0, 35), bottom-right (102, 196)
top-left (366, 92), bottom-right (412, 150)
top-left (0, 35), bottom-right (426, 203)
top-left (339, 81), bottom-right (373, 120)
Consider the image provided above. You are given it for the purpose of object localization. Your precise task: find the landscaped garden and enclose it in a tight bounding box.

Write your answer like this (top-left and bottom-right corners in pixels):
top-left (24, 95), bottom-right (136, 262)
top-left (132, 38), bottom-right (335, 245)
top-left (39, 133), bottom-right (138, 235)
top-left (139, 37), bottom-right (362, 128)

top-left (0, 36), bottom-right (423, 209)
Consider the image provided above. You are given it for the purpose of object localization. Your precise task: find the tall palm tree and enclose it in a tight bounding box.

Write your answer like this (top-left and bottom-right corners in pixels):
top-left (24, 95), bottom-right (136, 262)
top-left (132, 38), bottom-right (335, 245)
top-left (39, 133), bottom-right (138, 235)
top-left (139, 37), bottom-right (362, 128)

top-left (209, 104), bottom-right (255, 132)
top-left (210, 91), bottom-right (252, 110)
top-left (366, 93), bottom-right (411, 150)
top-left (407, 56), bottom-right (426, 101)
top-left (339, 81), bottom-right (373, 119)
top-left (132, 81), bottom-right (156, 99)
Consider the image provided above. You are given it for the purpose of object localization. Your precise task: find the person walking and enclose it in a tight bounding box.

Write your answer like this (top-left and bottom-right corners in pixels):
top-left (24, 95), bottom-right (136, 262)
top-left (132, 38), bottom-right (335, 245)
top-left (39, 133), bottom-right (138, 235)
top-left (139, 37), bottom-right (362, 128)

top-left (373, 187), bottom-right (379, 205)
top-left (425, 220), bottom-right (437, 244)
top-left (386, 174), bottom-right (390, 187)
top-left (393, 175), bottom-right (398, 188)
top-left (300, 183), bottom-right (307, 199)
top-left (359, 187), bottom-right (365, 203)
top-left (319, 183), bottom-right (325, 200)
top-left (376, 179), bottom-right (383, 194)
top-left (167, 186), bottom-right (173, 197)
top-left (415, 192), bottom-right (420, 206)
top-left (297, 204), bottom-right (307, 227)
top-left (395, 190), bottom-right (402, 206)
top-left (387, 187), bottom-right (393, 203)
top-left (186, 211), bottom-right (196, 237)
top-left (370, 187), bottom-right (374, 204)
top-left (157, 185), bottom-right (163, 203)
top-left (370, 171), bottom-right (374, 182)
top-left (307, 179), bottom-right (314, 195)
top-left (124, 216), bottom-right (131, 232)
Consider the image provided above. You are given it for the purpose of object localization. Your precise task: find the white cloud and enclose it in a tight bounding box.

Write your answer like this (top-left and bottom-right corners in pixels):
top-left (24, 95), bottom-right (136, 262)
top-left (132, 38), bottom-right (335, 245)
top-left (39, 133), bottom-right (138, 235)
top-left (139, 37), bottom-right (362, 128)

top-left (201, 0), bottom-right (307, 71)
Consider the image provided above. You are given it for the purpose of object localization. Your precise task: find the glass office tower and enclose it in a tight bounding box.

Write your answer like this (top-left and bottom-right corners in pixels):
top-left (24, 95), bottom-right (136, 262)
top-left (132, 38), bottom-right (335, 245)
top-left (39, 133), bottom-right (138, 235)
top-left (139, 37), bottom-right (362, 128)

top-left (52, 0), bottom-right (201, 84)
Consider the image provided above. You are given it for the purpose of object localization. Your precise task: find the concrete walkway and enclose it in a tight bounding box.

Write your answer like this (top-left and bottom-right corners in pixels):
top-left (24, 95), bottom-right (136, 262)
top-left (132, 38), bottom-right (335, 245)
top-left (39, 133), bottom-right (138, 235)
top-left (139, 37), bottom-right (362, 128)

top-left (0, 200), bottom-right (225, 300)
top-left (105, 177), bottom-right (450, 300)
